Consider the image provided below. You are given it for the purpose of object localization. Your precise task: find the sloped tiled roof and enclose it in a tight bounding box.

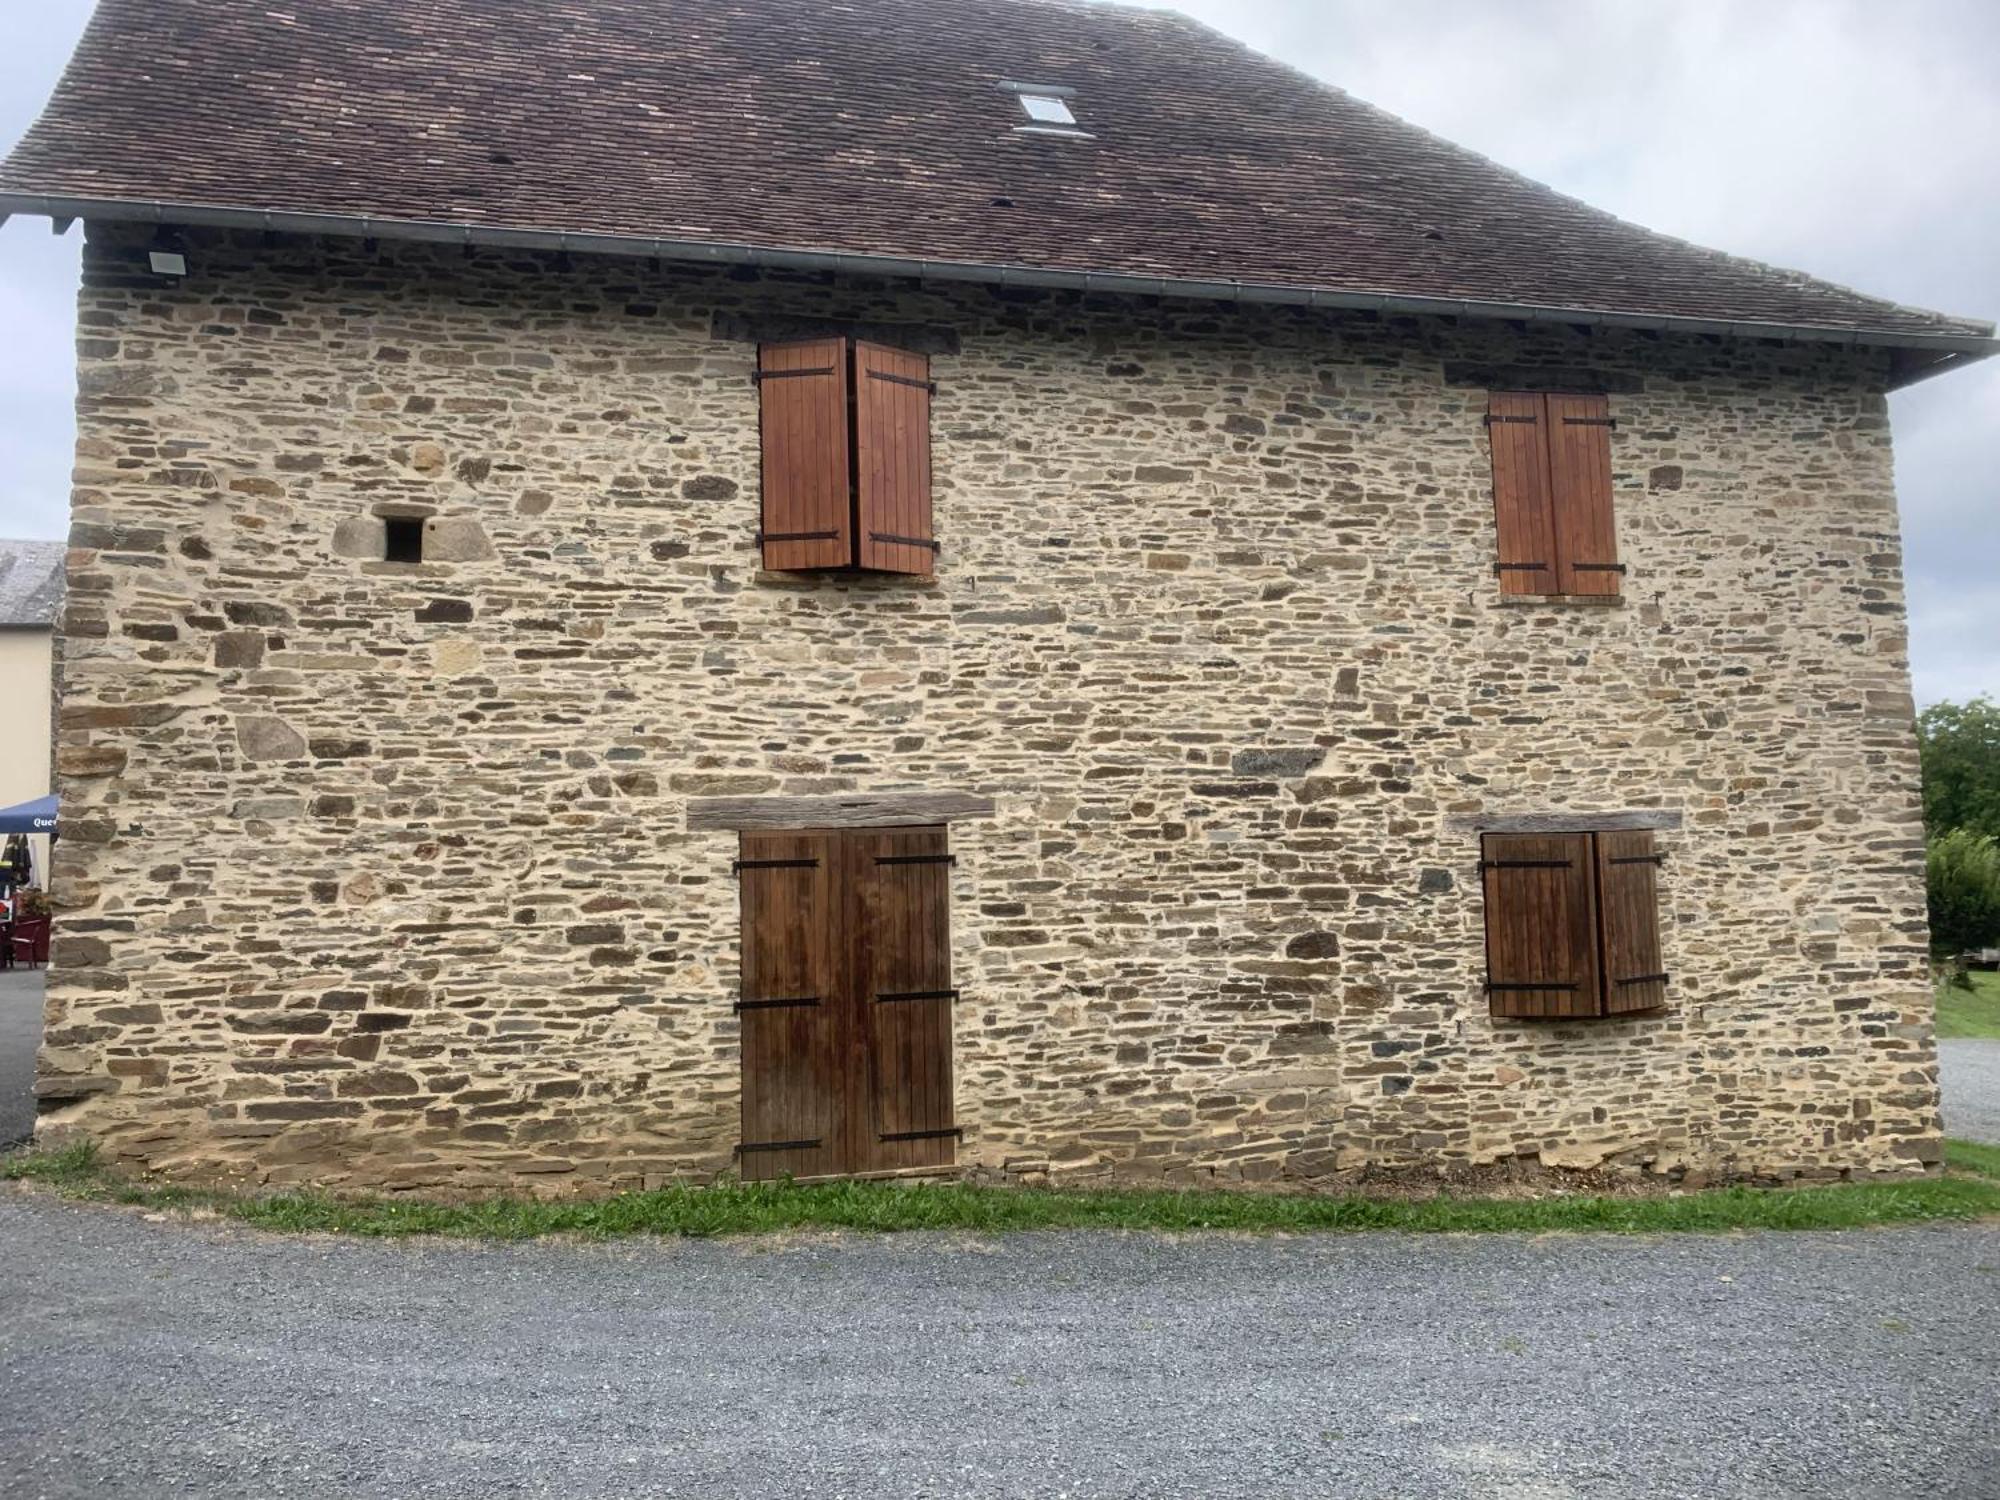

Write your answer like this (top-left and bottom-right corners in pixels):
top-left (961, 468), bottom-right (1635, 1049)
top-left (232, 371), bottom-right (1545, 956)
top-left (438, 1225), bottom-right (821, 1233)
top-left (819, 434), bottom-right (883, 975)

top-left (1, 0), bottom-right (1991, 349)
top-left (0, 541), bottom-right (64, 629)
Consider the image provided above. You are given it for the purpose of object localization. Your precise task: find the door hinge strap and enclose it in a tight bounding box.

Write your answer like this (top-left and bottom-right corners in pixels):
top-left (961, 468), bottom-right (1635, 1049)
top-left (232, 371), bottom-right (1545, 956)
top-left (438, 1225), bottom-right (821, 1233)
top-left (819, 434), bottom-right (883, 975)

top-left (1616, 973), bottom-right (1671, 987)
top-left (1610, 854), bottom-right (1666, 866)
top-left (737, 1138), bottom-right (822, 1153)
top-left (875, 989), bottom-right (960, 1004)
top-left (1480, 860), bottom-right (1574, 870)
top-left (752, 366), bottom-right (836, 383)
top-left (734, 996), bottom-right (822, 1012)
top-left (757, 530), bottom-right (841, 544)
top-left (1571, 562), bottom-right (1628, 573)
top-left (1562, 416), bottom-right (1618, 428)
top-left (733, 857), bottom-right (820, 874)
top-left (867, 369), bottom-right (938, 394)
top-left (1484, 413), bottom-right (1538, 426)
top-left (1486, 981), bottom-right (1582, 993)
top-left (1494, 563), bottom-right (1549, 574)
top-left (868, 531), bottom-right (942, 552)
top-left (879, 1128), bottom-right (962, 1142)
top-left (876, 853), bottom-right (957, 866)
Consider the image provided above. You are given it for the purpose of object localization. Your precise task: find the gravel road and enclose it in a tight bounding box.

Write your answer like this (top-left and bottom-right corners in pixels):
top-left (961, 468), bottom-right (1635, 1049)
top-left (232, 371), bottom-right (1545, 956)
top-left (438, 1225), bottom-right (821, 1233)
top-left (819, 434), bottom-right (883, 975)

top-left (0, 970), bottom-right (41, 1148)
top-left (1940, 1039), bottom-right (2000, 1144)
top-left (2, 1193), bottom-right (1996, 1500)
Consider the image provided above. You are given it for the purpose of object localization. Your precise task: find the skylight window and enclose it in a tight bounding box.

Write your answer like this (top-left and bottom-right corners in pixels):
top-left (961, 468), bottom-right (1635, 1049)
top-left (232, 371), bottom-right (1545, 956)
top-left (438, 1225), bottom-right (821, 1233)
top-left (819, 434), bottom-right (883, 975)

top-left (997, 80), bottom-right (1090, 138)
top-left (1018, 93), bottom-right (1076, 126)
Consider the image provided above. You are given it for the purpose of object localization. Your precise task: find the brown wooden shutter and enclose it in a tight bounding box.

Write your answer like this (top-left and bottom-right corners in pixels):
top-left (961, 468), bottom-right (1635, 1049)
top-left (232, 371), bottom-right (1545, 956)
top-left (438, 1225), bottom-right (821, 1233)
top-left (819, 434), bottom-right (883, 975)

top-left (1545, 393), bottom-right (1620, 596)
top-left (853, 342), bottom-right (935, 576)
top-left (1595, 830), bottom-right (1667, 1013)
top-left (848, 825), bottom-right (956, 1172)
top-left (1486, 393), bottom-right (1559, 595)
top-left (1481, 833), bottom-right (1602, 1019)
top-left (757, 339), bottom-right (852, 572)
top-left (736, 830), bottom-right (843, 1181)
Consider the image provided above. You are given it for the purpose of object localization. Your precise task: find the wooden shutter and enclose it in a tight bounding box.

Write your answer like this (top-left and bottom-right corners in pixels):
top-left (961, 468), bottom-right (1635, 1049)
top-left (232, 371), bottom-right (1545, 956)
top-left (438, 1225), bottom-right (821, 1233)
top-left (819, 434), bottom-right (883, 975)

top-left (853, 342), bottom-right (936, 576)
top-left (1481, 833), bottom-right (1601, 1019)
top-left (1595, 830), bottom-right (1667, 1013)
top-left (757, 339), bottom-right (852, 572)
top-left (848, 825), bottom-right (957, 1173)
top-left (1545, 394), bottom-right (1620, 597)
top-left (736, 831), bottom-right (843, 1181)
top-left (1486, 393), bottom-right (1558, 596)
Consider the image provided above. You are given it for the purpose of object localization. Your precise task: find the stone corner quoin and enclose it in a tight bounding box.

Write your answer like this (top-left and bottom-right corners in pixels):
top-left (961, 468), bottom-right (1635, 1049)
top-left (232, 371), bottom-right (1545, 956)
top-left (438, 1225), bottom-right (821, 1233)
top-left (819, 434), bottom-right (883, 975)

top-left (34, 222), bottom-right (1940, 1195)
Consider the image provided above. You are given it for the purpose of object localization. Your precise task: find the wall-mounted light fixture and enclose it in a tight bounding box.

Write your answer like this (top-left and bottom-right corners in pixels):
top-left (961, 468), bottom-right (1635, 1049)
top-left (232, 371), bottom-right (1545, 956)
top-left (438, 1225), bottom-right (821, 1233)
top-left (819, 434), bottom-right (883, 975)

top-left (148, 227), bottom-right (188, 277)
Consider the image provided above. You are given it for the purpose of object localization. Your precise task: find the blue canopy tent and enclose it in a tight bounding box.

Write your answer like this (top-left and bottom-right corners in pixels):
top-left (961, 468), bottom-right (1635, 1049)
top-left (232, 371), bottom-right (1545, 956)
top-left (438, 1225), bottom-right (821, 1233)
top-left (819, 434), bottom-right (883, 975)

top-left (0, 796), bottom-right (57, 836)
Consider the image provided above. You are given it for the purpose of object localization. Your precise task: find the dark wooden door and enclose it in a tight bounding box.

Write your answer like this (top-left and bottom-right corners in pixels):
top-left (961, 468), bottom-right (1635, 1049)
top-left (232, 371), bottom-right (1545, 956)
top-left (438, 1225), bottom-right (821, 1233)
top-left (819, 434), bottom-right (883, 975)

top-left (737, 826), bottom-right (957, 1179)
top-left (735, 831), bottom-right (844, 1182)
top-left (849, 826), bottom-right (958, 1173)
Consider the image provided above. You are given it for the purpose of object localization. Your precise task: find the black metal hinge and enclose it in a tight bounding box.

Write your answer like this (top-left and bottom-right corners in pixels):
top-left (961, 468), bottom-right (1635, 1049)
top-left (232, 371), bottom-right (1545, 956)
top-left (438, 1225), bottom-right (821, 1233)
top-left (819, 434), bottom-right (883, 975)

top-left (1484, 413), bottom-right (1538, 426)
top-left (1486, 981), bottom-right (1581, 993)
top-left (752, 366), bottom-right (836, 383)
top-left (1479, 860), bottom-right (1575, 871)
top-left (1610, 854), bottom-right (1666, 867)
top-left (734, 996), bottom-right (822, 1012)
top-left (1562, 416), bottom-right (1618, 428)
top-left (1494, 562), bottom-right (1550, 574)
top-left (876, 989), bottom-right (960, 1004)
top-left (879, 1127), bottom-right (962, 1143)
top-left (738, 1138), bottom-right (822, 1153)
top-left (868, 532), bottom-right (941, 552)
top-left (757, 530), bottom-right (841, 544)
top-left (876, 853), bottom-right (957, 867)
top-left (1616, 973), bottom-right (1671, 987)
top-left (733, 857), bottom-right (819, 874)
top-left (867, 369), bottom-right (938, 395)
top-left (1571, 562), bottom-right (1628, 574)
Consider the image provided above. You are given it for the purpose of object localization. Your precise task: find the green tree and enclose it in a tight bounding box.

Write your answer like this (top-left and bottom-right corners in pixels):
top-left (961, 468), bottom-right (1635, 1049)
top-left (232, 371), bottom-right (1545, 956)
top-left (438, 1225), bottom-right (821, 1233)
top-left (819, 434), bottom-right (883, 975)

top-left (1917, 697), bottom-right (2000, 841)
top-left (1926, 829), bottom-right (2000, 956)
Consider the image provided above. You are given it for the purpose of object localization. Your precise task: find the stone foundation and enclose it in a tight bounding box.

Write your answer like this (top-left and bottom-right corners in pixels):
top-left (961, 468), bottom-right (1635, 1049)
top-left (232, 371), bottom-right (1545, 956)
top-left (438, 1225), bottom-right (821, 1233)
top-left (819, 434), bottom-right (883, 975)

top-left (37, 225), bottom-right (1940, 1193)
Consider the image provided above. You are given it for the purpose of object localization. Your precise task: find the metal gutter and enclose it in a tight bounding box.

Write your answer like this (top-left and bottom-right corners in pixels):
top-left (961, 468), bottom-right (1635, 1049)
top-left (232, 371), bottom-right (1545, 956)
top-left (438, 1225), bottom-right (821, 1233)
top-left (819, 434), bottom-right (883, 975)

top-left (4, 190), bottom-right (1996, 363)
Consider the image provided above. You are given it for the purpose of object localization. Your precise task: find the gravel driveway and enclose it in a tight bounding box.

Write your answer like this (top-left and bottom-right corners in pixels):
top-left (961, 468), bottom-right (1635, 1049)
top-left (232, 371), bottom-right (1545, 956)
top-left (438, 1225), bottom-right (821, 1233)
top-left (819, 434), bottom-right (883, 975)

top-left (2, 1194), bottom-right (1997, 1500)
top-left (1940, 1040), bottom-right (2000, 1144)
top-left (0, 969), bottom-right (41, 1149)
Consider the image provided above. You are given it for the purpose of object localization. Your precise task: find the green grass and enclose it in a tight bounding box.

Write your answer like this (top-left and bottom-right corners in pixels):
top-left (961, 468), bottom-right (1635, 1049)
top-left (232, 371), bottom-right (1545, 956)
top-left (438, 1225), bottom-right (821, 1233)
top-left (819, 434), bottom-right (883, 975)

top-left (7, 1140), bottom-right (2000, 1241)
top-left (1944, 1138), bottom-right (2000, 1180)
top-left (1937, 968), bottom-right (2000, 1039)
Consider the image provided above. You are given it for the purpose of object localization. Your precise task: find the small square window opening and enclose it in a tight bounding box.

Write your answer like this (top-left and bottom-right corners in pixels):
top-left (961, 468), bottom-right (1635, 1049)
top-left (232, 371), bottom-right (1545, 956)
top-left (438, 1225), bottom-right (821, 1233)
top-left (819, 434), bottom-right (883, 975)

top-left (383, 516), bottom-right (425, 564)
top-left (1018, 93), bottom-right (1076, 126)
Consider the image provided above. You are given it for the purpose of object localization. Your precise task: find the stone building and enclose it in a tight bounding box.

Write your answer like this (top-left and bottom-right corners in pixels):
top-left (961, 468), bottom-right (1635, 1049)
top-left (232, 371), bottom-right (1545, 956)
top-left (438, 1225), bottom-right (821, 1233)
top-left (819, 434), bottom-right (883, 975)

top-left (0, 540), bottom-right (64, 890)
top-left (1, 0), bottom-right (1992, 1193)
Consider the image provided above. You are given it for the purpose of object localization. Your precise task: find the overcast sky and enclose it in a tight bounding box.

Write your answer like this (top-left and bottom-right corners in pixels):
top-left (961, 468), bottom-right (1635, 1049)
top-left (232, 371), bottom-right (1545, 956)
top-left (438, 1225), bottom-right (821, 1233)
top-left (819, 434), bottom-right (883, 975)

top-left (1, 0), bottom-right (1994, 702)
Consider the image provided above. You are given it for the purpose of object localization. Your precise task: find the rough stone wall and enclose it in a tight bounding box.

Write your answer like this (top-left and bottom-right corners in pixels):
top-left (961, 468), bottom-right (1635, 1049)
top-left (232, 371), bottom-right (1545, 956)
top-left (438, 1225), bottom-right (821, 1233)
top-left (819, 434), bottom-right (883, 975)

top-left (39, 225), bottom-right (1939, 1192)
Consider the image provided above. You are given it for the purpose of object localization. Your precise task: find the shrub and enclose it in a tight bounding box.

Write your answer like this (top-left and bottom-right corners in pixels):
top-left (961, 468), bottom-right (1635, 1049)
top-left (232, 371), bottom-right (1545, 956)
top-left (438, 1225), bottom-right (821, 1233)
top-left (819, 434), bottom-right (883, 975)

top-left (1926, 829), bottom-right (2000, 956)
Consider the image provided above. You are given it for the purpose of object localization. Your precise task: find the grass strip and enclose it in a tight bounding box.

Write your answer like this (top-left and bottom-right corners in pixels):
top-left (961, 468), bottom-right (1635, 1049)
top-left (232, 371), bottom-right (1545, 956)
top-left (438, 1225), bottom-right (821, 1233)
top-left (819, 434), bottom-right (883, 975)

top-left (7, 1141), bottom-right (2000, 1241)
top-left (1944, 1138), bottom-right (2000, 1180)
top-left (1937, 969), bottom-right (2000, 1040)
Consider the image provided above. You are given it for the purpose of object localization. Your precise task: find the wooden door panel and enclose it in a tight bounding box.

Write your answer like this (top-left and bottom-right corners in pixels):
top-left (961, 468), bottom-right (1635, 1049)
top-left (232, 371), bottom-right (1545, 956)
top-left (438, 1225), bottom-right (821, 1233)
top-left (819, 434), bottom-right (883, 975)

top-left (849, 826), bottom-right (957, 1173)
top-left (737, 831), bottom-right (842, 1181)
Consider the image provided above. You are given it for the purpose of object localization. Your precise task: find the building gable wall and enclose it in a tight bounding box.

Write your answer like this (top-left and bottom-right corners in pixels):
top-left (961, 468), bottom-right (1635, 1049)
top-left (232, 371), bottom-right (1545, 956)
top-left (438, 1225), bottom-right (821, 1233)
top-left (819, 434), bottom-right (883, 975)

top-left (39, 226), bottom-right (1938, 1192)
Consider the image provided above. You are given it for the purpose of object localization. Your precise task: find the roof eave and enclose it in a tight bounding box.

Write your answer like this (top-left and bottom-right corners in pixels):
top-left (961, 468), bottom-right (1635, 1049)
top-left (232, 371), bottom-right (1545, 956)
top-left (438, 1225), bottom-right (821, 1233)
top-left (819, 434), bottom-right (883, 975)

top-left (5, 191), bottom-right (1996, 364)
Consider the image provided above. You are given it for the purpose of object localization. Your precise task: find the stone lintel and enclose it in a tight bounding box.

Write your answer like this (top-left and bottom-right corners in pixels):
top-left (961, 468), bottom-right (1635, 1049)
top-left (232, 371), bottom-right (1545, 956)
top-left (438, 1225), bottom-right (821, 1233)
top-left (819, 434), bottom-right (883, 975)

top-left (1445, 809), bottom-right (1685, 835)
top-left (686, 790), bottom-right (995, 832)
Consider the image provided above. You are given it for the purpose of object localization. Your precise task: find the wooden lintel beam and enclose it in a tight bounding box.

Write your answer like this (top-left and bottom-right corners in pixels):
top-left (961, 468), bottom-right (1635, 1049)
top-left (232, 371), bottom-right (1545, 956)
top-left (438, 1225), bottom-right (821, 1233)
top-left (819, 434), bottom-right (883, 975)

top-left (688, 790), bottom-right (995, 832)
top-left (1444, 809), bottom-right (1684, 835)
